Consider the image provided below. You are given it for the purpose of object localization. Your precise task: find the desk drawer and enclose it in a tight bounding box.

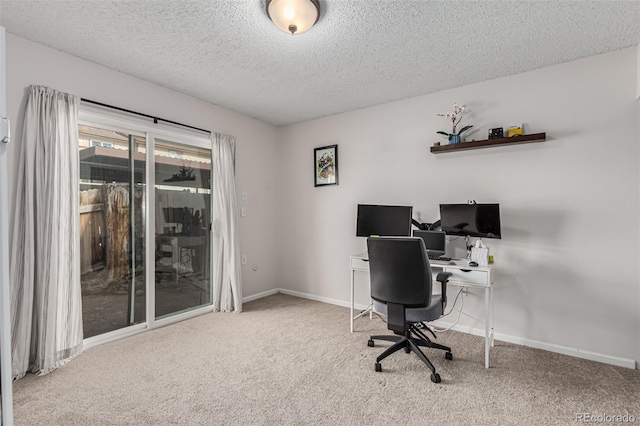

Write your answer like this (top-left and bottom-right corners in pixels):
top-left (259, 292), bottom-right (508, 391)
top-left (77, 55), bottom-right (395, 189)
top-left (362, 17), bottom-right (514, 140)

top-left (351, 257), bottom-right (370, 271)
top-left (446, 269), bottom-right (488, 286)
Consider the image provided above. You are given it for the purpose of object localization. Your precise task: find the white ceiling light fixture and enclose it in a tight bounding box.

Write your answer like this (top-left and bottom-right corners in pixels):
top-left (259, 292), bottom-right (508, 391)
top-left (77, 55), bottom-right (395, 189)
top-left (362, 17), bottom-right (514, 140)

top-left (266, 0), bottom-right (320, 35)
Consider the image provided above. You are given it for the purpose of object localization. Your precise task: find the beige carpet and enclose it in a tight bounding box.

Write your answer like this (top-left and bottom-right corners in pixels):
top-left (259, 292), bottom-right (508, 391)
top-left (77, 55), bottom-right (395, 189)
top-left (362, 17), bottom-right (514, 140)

top-left (12, 293), bottom-right (640, 425)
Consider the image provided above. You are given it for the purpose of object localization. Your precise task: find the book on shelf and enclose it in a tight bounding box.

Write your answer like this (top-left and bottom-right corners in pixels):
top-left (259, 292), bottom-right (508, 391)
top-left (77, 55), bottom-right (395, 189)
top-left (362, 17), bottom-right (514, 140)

top-left (507, 124), bottom-right (523, 137)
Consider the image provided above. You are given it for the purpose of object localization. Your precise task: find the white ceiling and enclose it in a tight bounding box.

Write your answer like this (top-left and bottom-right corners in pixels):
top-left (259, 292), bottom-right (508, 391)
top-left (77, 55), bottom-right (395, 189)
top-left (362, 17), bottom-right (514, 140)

top-left (1, 1), bottom-right (640, 126)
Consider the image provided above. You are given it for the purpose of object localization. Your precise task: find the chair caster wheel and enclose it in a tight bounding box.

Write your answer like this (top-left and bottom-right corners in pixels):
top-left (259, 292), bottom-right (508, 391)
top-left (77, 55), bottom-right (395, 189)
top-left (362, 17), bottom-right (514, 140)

top-left (445, 352), bottom-right (453, 360)
top-left (430, 373), bottom-right (441, 383)
top-left (375, 363), bottom-right (382, 372)
top-left (367, 339), bottom-right (374, 347)
top-left (404, 346), bottom-right (411, 353)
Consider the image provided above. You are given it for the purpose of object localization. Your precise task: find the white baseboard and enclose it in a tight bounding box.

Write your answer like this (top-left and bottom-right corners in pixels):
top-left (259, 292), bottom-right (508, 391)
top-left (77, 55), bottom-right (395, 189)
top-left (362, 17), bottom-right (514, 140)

top-left (278, 288), bottom-right (365, 309)
top-left (252, 288), bottom-right (638, 370)
top-left (242, 288), bottom-right (279, 304)
top-left (244, 287), bottom-right (369, 311)
top-left (497, 333), bottom-right (637, 370)
top-left (431, 320), bottom-right (637, 369)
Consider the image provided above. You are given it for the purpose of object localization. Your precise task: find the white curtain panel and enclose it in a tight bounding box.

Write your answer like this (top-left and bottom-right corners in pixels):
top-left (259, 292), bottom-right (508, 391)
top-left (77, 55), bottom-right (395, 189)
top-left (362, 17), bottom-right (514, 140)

top-left (10, 85), bottom-right (83, 378)
top-left (211, 132), bottom-right (242, 312)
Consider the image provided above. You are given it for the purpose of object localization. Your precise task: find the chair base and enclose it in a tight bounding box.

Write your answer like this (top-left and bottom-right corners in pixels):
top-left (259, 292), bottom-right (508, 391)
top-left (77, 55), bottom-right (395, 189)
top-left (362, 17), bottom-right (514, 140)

top-left (369, 324), bottom-right (452, 383)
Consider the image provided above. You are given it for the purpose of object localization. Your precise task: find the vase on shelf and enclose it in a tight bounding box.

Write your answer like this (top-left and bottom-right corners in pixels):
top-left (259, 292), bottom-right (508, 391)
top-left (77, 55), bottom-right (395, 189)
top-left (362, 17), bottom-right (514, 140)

top-left (449, 135), bottom-right (461, 144)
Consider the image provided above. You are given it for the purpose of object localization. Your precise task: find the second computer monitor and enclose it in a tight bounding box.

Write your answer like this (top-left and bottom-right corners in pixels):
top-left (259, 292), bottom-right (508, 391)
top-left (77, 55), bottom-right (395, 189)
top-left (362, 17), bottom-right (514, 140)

top-left (413, 230), bottom-right (446, 257)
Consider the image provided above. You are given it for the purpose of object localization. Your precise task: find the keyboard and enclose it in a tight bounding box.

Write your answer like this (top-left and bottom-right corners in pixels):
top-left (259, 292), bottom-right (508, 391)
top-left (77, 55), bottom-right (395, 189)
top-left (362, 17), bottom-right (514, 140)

top-left (428, 255), bottom-right (451, 262)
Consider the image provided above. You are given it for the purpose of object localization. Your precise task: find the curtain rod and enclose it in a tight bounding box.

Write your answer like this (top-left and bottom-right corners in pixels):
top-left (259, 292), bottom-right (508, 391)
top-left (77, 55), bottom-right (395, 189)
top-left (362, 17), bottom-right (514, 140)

top-left (81, 98), bottom-right (211, 135)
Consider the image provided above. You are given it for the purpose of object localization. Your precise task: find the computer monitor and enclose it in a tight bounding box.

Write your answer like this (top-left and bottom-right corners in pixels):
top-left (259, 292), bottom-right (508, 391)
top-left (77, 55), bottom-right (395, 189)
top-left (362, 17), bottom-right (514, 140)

top-left (163, 207), bottom-right (191, 224)
top-left (439, 203), bottom-right (501, 239)
top-left (356, 204), bottom-right (413, 237)
top-left (412, 230), bottom-right (446, 257)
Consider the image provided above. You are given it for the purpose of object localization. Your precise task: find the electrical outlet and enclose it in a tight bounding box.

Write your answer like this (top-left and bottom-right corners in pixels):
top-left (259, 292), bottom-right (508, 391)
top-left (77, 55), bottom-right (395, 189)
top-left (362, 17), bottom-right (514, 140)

top-left (241, 207), bottom-right (247, 217)
top-left (241, 255), bottom-right (247, 265)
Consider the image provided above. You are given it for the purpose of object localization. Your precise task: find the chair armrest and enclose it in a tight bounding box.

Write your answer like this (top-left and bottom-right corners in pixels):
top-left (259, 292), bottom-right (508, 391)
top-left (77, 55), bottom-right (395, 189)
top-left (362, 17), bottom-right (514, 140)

top-left (436, 272), bottom-right (452, 306)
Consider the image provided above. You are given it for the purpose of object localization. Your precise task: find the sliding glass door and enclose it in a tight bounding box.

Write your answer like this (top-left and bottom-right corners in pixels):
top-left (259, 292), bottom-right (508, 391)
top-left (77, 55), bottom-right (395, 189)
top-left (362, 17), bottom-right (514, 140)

top-left (78, 125), bottom-right (146, 338)
top-left (78, 113), bottom-right (213, 342)
top-left (154, 138), bottom-right (212, 318)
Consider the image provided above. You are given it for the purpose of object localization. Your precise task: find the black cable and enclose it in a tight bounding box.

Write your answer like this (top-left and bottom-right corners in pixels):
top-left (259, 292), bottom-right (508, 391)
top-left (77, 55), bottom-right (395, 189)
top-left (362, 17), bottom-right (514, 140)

top-left (441, 288), bottom-right (464, 317)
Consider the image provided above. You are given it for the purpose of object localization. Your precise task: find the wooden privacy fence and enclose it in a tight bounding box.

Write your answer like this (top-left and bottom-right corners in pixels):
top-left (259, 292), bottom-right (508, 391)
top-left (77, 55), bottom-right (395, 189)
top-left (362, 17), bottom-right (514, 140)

top-left (79, 184), bottom-right (144, 287)
top-left (79, 188), bottom-right (105, 275)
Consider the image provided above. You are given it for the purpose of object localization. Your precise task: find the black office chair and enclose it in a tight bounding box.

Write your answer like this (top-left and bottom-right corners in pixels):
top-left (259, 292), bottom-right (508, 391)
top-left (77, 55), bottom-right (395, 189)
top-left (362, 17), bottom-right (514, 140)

top-left (366, 237), bottom-right (453, 383)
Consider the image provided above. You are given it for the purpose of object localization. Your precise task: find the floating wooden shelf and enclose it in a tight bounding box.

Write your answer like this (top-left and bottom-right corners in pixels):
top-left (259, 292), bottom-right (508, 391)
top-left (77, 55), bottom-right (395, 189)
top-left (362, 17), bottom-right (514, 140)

top-left (430, 132), bottom-right (547, 154)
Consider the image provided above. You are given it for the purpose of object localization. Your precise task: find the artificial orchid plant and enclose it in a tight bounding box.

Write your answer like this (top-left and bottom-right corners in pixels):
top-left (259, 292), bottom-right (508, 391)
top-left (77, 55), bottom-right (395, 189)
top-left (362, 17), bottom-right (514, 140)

top-left (437, 103), bottom-right (473, 140)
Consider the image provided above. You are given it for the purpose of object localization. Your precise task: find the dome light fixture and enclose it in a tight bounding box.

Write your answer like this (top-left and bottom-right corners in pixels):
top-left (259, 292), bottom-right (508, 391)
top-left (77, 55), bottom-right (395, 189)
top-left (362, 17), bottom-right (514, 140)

top-left (266, 0), bottom-right (321, 35)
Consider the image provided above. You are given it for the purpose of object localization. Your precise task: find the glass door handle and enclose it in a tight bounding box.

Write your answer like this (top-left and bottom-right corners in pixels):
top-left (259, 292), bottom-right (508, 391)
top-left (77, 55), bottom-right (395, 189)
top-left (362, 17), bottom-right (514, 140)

top-left (2, 117), bottom-right (9, 144)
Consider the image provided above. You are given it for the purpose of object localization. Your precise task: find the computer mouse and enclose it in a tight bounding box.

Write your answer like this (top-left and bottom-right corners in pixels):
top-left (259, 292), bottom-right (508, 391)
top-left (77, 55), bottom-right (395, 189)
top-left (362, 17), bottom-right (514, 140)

top-left (468, 261), bottom-right (479, 267)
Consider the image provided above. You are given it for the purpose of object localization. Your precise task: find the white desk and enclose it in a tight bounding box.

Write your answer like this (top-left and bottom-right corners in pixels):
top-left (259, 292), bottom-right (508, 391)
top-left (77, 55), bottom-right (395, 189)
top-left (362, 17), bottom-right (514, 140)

top-left (350, 252), bottom-right (495, 368)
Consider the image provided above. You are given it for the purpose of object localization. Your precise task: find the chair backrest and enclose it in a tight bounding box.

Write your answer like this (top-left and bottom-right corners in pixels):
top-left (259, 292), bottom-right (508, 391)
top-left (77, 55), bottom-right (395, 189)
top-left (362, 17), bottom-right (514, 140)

top-left (367, 237), bottom-right (433, 309)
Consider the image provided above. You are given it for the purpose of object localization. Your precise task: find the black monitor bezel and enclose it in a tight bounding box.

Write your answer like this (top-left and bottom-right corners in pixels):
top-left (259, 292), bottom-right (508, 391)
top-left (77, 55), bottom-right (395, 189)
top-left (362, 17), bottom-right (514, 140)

top-left (439, 203), bottom-right (502, 239)
top-left (356, 204), bottom-right (413, 237)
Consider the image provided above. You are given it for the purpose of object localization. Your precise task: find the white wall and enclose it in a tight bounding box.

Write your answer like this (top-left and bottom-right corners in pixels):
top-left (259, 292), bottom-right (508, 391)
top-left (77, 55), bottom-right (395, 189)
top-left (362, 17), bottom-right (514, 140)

top-left (636, 43), bottom-right (640, 100)
top-left (635, 41), bottom-right (640, 364)
top-left (5, 34), bottom-right (280, 299)
top-left (278, 47), bottom-right (640, 366)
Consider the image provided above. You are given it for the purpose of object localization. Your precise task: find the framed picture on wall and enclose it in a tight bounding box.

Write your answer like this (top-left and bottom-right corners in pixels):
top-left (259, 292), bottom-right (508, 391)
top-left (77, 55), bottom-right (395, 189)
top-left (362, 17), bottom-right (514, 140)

top-left (314, 145), bottom-right (338, 187)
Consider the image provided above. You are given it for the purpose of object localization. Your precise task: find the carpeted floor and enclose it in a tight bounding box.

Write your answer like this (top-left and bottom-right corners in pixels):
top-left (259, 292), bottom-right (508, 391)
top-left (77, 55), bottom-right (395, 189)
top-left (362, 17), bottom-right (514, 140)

top-left (12, 293), bottom-right (640, 425)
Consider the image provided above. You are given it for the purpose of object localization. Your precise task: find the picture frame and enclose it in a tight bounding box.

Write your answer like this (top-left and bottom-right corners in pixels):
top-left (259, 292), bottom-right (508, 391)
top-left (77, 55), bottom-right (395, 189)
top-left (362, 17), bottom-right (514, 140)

top-left (314, 144), bottom-right (338, 187)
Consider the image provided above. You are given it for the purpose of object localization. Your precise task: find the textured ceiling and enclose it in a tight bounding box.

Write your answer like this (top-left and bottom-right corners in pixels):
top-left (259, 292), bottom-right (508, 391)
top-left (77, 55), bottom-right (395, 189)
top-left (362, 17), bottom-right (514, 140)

top-left (1, 1), bottom-right (640, 126)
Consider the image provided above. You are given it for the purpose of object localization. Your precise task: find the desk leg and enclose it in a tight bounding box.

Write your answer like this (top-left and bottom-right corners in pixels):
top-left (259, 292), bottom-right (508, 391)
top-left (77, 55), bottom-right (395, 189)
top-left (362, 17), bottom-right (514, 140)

top-left (350, 269), bottom-right (355, 333)
top-left (490, 285), bottom-right (495, 348)
top-left (484, 287), bottom-right (491, 369)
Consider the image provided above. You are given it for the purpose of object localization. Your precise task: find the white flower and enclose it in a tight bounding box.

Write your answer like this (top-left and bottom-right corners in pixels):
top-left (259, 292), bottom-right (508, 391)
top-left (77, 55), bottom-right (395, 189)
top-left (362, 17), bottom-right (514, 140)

top-left (437, 103), bottom-right (472, 138)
